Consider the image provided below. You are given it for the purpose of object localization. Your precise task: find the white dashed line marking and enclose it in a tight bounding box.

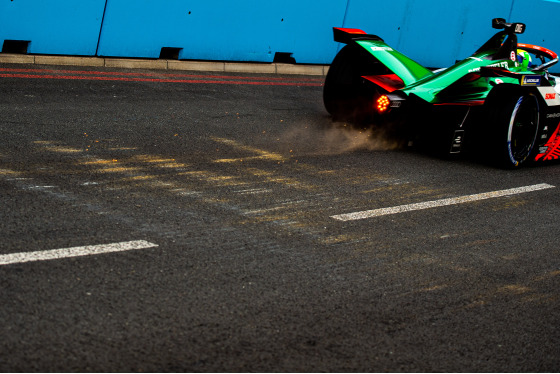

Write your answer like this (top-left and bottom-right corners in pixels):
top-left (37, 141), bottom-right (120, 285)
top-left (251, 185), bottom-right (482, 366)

top-left (331, 183), bottom-right (555, 221)
top-left (0, 240), bottom-right (159, 266)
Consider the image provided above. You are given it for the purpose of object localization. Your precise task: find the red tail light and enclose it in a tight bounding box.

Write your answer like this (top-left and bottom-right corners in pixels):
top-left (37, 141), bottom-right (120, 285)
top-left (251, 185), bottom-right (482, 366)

top-left (376, 95), bottom-right (390, 113)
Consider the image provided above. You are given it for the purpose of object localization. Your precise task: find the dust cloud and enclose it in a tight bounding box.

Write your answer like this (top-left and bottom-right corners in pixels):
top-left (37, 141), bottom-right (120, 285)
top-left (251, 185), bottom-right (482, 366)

top-left (279, 119), bottom-right (404, 156)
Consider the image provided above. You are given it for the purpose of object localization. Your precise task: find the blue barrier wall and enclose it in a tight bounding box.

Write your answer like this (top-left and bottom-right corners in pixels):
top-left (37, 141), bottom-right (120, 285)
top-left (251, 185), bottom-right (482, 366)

top-left (0, 0), bottom-right (105, 56)
top-left (342, 0), bottom-right (516, 67)
top-left (96, 0), bottom-right (347, 64)
top-left (511, 0), bottom-right (560, 49)
top-left (1, 0), bottom-right (560, 71)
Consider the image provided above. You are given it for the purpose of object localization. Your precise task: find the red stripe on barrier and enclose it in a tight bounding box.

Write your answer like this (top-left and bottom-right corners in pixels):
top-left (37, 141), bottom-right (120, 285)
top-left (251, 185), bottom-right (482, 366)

top-left (0, 73), bottom-right (323, 86)
top-left (0, 67), bottom-right (324, 86)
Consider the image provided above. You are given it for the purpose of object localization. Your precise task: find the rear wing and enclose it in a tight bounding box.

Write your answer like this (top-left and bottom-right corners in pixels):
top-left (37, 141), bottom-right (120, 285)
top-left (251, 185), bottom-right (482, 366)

top-left (332, 27), bottom-right (432, 86)
top-left (333, 27), bottom-right (384, 44)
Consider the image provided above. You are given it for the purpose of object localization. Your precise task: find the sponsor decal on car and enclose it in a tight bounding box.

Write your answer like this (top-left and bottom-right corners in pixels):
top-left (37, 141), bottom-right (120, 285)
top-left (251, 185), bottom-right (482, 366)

top-left (538, 87), bottom-right (560, 106)
top-left (370, 46), bottom-right (393, 52)
top-left (521, 75), bottom-right (542, 86)
top-left (450, 130), bottom-right (464, 154)
top-left (468, 61), bottom-right (510, 73)
top-left (535, 124), bottom-right (560, 161)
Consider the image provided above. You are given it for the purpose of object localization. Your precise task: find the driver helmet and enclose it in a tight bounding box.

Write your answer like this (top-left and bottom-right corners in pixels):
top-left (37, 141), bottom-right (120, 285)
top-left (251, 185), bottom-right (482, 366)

top-left (517, 49), bottom-right (532, 68)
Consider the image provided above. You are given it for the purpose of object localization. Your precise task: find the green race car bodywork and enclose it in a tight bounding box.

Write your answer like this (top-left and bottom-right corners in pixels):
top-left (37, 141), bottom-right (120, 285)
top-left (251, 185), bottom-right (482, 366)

top-left (359, 38), bottom-right (533, 103)
top-left (324, 18), bottom-right (560, 168)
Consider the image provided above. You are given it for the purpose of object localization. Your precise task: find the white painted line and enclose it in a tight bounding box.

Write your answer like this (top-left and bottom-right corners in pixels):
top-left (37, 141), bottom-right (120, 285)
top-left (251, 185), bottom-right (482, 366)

top-left (0, 240), bottom-right (158, 266)
top-left (331, 183), bottom-right (555, 221)
top-left (235, 188), bottom-right (273, 195)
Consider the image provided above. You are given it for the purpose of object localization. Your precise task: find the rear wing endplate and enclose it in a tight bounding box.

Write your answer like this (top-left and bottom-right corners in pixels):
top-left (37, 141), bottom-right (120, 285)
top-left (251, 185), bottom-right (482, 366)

top-left (333, 27), bottom-right (384, 44)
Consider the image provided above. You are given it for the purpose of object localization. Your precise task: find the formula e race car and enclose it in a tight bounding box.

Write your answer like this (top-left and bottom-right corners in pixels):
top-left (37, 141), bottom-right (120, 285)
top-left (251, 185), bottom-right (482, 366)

top-left (324, 18), bottom-right (560, 168)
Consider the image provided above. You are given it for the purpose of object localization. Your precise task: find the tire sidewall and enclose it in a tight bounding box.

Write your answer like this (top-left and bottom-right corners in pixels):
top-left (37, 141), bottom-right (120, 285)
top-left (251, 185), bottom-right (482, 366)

top-left (323, 45), bottom-right (388, 123)
top-left (483, 85), bottom-right (540, 168)
top-left (505, 94), bottom-right (539, 166)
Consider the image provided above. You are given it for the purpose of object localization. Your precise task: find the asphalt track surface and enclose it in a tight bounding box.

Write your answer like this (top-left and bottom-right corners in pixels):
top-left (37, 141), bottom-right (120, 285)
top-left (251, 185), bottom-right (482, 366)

top-left (0, 63), bottom-right (559, 372)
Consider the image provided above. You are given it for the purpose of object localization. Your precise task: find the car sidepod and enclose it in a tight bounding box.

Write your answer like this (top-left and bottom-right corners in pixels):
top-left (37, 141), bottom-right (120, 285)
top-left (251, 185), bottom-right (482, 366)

top-left (474, 83), bottom-right (560, 168)
top-left (534, 86), bottom-right (560, 162)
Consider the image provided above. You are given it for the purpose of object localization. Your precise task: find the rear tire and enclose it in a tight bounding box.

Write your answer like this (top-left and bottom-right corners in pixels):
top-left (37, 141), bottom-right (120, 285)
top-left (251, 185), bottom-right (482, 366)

top-left (323, 45), bottom-right (389, 123)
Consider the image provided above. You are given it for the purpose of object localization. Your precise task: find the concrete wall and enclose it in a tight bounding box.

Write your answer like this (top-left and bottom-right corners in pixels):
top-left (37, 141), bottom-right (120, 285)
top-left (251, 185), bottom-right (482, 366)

top-left (1, 0), bottom-right (560, 70)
